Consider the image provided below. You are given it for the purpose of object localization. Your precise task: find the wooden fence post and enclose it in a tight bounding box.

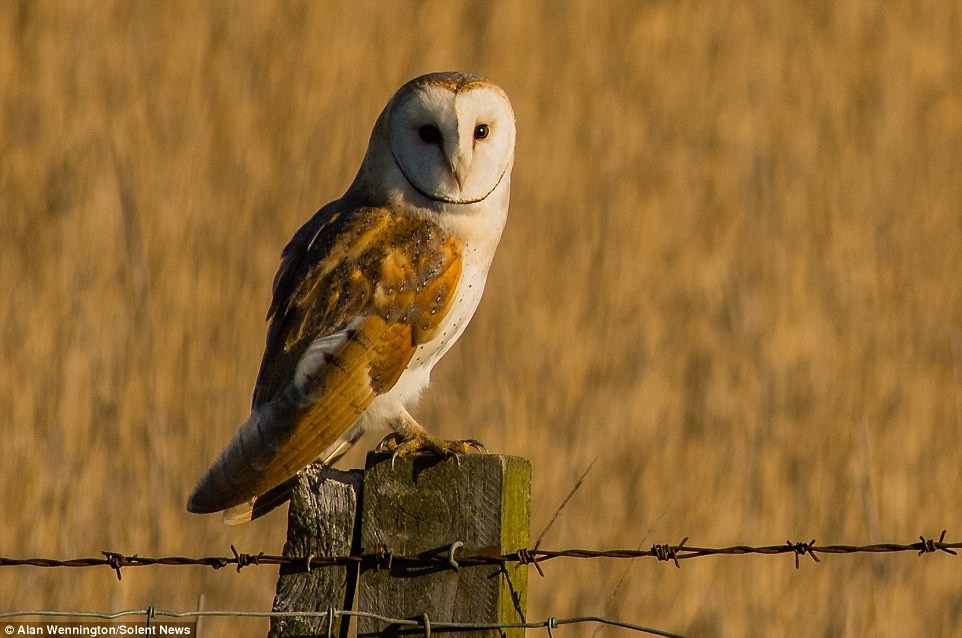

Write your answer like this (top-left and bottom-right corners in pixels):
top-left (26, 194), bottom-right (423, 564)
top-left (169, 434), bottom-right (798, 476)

top-left (357, 453), bottom-right (531, 638)
top-left (269, 465), bottom-right (362, 638)
top-left (269, 453), bottom-right (531, 638)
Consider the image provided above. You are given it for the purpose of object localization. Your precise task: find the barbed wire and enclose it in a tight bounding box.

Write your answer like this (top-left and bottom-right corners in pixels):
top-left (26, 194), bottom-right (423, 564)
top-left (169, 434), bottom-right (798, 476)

top-left (0, 531), bottom-right (956, 580)
top-left (0, 608), bottom-right (683, 637)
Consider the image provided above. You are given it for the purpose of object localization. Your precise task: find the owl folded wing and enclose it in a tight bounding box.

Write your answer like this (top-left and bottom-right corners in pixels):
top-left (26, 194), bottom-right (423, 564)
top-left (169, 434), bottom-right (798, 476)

top-left (186, 205), bottom-right (463, 514)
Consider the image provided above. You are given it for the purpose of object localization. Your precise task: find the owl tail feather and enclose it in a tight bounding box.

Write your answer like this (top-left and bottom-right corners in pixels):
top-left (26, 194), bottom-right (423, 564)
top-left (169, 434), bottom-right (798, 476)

top-left (220, 476), bottom-right (299, 525)
top-left (220, 427), bottom-right (365, 525)
top-left (186, 393), bottom-right (306, 515)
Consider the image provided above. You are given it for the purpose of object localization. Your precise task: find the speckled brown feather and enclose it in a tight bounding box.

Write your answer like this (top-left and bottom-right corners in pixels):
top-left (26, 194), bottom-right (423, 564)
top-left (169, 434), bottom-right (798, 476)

top-left (252, 205), bottom-right (461, 404)
top-left (186, 207), bottom-right (463, 513)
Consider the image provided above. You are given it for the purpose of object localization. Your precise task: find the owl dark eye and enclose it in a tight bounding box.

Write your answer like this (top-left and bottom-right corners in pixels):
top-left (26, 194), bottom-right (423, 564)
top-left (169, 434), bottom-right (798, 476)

top-left (474, 123), bottom-right (490, 140)
top-left (418, 124), bottom-right (441, 144)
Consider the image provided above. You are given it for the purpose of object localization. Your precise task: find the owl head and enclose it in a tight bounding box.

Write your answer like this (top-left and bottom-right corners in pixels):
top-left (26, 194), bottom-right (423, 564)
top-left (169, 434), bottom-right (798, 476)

top-left (351, 72), bottom-right (516, 207)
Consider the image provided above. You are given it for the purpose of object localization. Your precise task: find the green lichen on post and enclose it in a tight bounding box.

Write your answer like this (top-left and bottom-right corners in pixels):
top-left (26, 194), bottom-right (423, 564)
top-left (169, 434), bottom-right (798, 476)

top-left (498, 456), bottom-right (531, 633)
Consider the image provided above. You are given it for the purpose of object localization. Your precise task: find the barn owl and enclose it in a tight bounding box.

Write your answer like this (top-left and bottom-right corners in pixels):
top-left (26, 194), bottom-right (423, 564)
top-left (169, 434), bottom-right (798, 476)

top-left (187, 72), bottom-right (516, 522)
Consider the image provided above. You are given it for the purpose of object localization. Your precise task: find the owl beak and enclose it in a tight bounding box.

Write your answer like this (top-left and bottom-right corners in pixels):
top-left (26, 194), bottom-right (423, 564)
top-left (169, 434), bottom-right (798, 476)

top-left (442, 132), bottom-right (471, 192)
top-left (450, 153), bottom-right (470, 191)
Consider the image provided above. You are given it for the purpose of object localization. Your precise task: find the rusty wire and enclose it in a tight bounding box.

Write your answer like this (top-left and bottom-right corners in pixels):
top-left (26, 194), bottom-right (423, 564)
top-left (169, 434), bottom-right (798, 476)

top-left (0, 531), bottom-right (957, 580)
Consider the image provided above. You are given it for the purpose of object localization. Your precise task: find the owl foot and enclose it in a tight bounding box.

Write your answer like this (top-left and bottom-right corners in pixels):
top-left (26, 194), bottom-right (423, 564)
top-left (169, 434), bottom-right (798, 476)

top-left (376, 432), bottom-right (486, 467)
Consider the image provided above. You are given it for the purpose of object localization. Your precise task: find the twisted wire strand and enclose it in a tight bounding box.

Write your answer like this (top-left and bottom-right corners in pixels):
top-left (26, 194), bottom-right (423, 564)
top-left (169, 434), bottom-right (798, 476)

top-left (1, 531), bottom-right (956, 577)
top-left (0, 608), bottom-right (683, 638)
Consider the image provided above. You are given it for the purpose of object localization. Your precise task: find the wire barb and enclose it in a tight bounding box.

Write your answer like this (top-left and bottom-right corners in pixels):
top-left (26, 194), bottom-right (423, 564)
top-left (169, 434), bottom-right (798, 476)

top-left (230, 544), bottom-right (263, 572)
top-left (517, 547), bottom-right (545, 577)
top-left (652, 537), bottom-right (688, 568)
top-left (787, 539), bottom-right (819, 568)
top-left (101, 551), bottom-right (125, 580)
top-left (918, 530), bottom-right (957, 556)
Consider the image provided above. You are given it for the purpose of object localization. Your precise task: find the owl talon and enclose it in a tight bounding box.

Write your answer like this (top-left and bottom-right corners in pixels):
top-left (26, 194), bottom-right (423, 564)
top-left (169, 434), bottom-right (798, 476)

top-left (463, 439), bottom-right (486, 453)
top-left (376, 432), bottom-right (407, 453)
top-left (377, 432), bottom-right (487, 466)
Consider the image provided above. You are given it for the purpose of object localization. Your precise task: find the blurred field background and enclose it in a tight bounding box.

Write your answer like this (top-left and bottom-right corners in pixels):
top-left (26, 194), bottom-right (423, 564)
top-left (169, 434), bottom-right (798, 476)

top-left (2, 1), bottom-right (962, 635)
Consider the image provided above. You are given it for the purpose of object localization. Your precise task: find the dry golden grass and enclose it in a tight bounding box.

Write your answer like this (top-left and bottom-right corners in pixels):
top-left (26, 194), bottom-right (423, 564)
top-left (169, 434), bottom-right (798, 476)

top-left (3, 1), bottom-right (962, 635)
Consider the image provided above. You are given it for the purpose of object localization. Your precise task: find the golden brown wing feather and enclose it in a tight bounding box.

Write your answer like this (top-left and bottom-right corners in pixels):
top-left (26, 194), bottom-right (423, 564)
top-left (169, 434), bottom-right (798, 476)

top-left (187, 206), bottom-right (463, 514)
